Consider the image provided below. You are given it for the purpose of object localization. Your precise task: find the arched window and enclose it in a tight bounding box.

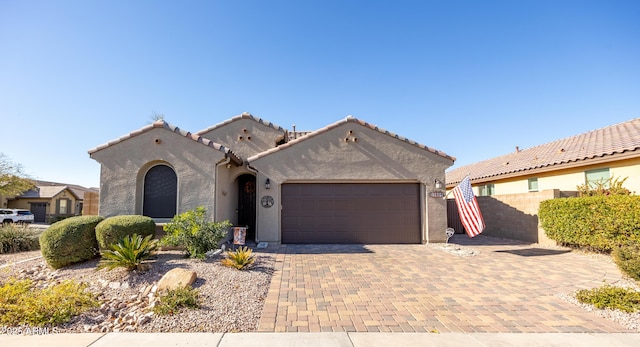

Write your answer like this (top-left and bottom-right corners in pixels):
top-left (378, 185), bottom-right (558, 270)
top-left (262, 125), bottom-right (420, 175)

top-left (143, 164), bottom-right (177, 218)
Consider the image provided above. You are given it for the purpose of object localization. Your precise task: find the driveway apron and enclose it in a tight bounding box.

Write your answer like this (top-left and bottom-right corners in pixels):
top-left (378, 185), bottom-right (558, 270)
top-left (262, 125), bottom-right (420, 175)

top-left (258, 235), bottom-right (628, 333)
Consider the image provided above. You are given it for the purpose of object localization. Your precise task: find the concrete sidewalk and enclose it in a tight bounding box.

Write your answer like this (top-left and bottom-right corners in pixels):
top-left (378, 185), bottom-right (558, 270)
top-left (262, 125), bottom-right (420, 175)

top-left (2, 332), bottom-right (640, 346)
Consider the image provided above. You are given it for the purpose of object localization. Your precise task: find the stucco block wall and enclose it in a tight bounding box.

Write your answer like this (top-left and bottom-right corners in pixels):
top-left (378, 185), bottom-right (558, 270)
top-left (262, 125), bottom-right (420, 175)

top-left (83, 192), bottom-right (99, 215)
top-left (250, 122), bottom-right (453, 243)
top-left (198, 118), bottom-right (285, 159)
top-left (90, 127), bottom-right (226, 218)
top-left (474, 189), bottom-right (575, 244)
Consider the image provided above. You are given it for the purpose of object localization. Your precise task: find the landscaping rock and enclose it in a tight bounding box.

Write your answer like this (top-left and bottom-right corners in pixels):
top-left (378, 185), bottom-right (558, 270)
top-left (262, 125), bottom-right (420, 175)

top-left (157, 268), bottom-right (197, 292)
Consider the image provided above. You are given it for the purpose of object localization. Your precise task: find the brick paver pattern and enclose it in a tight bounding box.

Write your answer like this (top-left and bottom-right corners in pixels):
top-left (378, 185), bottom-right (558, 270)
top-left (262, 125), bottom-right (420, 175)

top-left (258, 235), bottom-right (627, 333)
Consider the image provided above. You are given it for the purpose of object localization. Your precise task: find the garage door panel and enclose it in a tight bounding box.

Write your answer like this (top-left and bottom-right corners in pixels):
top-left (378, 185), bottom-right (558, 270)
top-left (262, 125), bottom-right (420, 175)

top-left (282, 183), bottom-right (420, 244)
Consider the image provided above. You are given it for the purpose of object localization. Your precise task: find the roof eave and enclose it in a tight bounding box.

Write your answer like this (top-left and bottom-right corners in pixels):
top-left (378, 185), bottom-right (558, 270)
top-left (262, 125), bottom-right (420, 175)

top-left (248, 116), bottom-right (456, 163)
top-left (446, 149), bottom-right (639, 188)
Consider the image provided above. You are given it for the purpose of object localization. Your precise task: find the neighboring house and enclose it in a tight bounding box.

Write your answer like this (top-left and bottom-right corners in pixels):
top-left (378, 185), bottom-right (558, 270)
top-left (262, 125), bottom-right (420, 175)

top-left (447, 118), bottom-right (640, 194)
top-left (446, 117), bottom-right (640, 243)
top-left (89, 113), bottom-right (455, 244)
top-left (8, 185), bottom-right (79, 223)
top-left (6, 180), bottom-right (99, 223)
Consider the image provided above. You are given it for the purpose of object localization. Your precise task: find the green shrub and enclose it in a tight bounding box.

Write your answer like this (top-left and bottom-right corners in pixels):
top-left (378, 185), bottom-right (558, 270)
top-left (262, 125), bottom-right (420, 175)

top-left (161, 207), bottom-right (230, 259)
top-left (48, 215), bottom-right (72, 224)
top-left (613, 243), bottom-right (640, 281)
top-left (539, 195), bottom-right (640, 252)
top-left (39, 215), bottom-right (104, 269)
top-left (153, 287), bottom-right (199, 315)
top-left (0, 224), bottom-right (40, 254)
top-left (576, 285), bottom-right (640, 313)
top-left (0, 278), bottom-right (98, 326)
top-left (221, 246), bottom-right (256, 270)
top-left (95, 215), bottom-right (156, 251)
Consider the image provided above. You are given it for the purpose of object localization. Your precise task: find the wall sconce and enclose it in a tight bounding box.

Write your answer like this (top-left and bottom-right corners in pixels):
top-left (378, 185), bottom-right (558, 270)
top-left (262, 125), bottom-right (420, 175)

top-left (434, 179), bottom-right (444, 189)
top-left (265, 178), bottom-right (271, 190)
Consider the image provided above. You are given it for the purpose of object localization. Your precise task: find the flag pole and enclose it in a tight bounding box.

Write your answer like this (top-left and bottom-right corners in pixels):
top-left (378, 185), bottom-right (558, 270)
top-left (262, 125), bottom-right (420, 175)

top-left (442, 173), bottom-right (471, 199)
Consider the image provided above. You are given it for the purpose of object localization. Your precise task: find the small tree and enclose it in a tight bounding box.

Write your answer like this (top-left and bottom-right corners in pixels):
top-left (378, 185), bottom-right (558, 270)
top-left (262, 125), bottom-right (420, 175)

top-left (0, 153), bottom-right (34, 197)
top-left (576, 176), bottom-right (632, 196)
top-left (161, 207), bottom-right (230, 259)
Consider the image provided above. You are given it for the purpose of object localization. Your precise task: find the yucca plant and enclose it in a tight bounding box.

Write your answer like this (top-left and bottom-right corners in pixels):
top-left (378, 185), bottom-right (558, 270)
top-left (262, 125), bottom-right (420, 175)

top-left (221, 246), bottom-right (256, 270)
top-left (98, 233), bottom-right (158, 271)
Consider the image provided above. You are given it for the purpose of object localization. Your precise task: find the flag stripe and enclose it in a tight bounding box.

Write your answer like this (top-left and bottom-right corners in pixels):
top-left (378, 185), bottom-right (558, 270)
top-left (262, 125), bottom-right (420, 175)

top-left (452, 177), bottom-right (485, 237)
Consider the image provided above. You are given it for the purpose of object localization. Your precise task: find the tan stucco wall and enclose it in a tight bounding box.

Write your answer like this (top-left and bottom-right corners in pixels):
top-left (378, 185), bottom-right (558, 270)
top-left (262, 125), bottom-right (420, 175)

top-left (214, 164), bottom-right (245, 226)
top-left (249, 122), bottom-right (454, 243)
top-left (7, 199), bottom-right (36, 210)
top-left (471, 157), bottom-right (640, 196)
top-left (198, 118), bottom-right (285, 159)
top-left (90, 127), bottom-right (227, 219)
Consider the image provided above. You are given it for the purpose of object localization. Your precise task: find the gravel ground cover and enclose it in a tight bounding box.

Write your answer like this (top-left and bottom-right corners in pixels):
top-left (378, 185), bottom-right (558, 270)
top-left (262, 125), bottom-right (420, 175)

top-left (0, 248), bottom-right (275, 333)
top-left (2, 242), bottom-right (640, 333)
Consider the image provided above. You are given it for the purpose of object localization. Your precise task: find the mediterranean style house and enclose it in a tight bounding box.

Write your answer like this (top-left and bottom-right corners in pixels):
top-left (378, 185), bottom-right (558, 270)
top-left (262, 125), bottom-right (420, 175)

top-left (89, 113), bottom-right (455, 244)
top-left (445, 117), bottom-right (639, 243)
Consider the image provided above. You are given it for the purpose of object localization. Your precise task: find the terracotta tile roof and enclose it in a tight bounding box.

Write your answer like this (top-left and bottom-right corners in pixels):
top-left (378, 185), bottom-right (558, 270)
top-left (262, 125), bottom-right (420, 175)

top-left (88, 120), bottom-right (242, 165)
top-left (248, 115), bottom-right (456, 162)
top-left (18, 186), bottom-right (79, 199)
top-left (196, 112), bottom-right (287, 135)
top-left (446, 117), bottom-right (640, 186)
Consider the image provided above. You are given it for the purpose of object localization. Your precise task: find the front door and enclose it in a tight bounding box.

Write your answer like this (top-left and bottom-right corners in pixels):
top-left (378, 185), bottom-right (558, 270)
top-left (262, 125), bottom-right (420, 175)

top-left (237, 174), bottom-right (256, 241)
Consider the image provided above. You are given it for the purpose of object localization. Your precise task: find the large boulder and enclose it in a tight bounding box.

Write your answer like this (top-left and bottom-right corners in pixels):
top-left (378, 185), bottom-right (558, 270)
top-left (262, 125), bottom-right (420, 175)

top-left (157, 268), bottom-right (197, 293)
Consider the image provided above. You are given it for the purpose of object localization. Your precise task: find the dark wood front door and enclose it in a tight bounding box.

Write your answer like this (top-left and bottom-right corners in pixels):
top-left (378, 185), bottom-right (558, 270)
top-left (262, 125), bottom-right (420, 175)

top-left (237, 174), bottom-right (256, 241)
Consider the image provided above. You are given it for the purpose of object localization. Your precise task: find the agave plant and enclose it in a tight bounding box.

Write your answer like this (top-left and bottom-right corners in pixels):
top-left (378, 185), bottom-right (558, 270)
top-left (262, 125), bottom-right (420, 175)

top-left (221, 246), bottom-right (256, 270)
top-left (98, 233), bottom-right (158, 271)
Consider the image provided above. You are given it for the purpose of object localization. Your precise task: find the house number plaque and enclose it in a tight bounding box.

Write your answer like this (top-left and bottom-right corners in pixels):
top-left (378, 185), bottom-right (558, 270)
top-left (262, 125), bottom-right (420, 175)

top-left (261, 195), bottom-right (274, 208)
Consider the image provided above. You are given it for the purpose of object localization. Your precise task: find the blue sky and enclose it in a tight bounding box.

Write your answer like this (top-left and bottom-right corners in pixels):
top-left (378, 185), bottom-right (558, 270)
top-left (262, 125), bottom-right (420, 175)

top-left (1, 0), bottom-right (639, 188)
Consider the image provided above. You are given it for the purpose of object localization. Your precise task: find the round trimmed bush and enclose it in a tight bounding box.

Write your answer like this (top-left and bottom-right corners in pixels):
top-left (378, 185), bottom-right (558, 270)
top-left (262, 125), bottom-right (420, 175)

top-left (613, 243), bottom-right (640, 281)
top-left (40, 215), bottom-right (104, 269)
top-left (95, 215), bottom-right (156, 251)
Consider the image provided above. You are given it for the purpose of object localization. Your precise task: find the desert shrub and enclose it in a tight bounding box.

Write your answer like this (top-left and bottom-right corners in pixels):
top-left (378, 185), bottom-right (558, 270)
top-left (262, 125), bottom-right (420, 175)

top-left (577, 176), bottom-right (632, 196)
top-left (161, 207), bottom-right (230, 259)
top-left (153, 287), bottom-right (199, 315)
top-left (39, 215), bottom-right (104, 269)
top-left (0, 224), bottom-right (40, 254)
top-left (221, 246), bottom-right (256, 270)
top-left (613, 243), bottom-right (640, 281)
top-left (95, 215), bottom-right (156, 251)
top-left (576, 285), bottom-right (640, 313)
top-left (539, 195), bottom-right (640, 252)
top-left (98, 233), bottom-right (158, 271)
top-left (0, 278), bottom-right (98, 326)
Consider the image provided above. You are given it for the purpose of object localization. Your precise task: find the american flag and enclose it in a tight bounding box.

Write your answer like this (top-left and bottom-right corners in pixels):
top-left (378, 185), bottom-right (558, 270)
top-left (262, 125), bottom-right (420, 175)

top-left (452, 176), bottom-right (485, 237)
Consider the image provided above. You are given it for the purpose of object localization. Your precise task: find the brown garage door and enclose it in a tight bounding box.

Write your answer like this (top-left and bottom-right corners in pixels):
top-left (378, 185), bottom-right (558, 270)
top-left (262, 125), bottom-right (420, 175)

top-left (281, 183), bottom-right (421, 244)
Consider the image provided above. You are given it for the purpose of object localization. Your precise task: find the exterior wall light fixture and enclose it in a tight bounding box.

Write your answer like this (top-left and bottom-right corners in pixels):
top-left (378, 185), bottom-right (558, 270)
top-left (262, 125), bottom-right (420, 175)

top-left (434, 179), bottom-right (444, 189)
top-left (265, 178), bottom-right (271, 190)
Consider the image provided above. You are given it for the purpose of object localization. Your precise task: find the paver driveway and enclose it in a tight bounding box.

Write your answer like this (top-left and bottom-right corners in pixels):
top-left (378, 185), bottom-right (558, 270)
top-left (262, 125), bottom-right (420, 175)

top-left (258, 235), bottom-right (629, 333)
